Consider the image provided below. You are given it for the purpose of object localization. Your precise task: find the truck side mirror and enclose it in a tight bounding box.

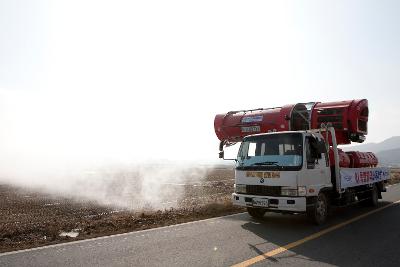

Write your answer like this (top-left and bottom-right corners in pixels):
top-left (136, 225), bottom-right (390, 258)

top-left (219, 151), bottom-right (237, 161)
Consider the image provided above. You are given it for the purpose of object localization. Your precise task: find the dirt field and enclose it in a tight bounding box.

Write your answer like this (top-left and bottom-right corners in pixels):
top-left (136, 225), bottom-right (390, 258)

top-left (1, 168), bottom-right (399, 253)
top-left (389, 168), bottom-right (400, 184)
top-left (0, 167), bottom-right (244, 253)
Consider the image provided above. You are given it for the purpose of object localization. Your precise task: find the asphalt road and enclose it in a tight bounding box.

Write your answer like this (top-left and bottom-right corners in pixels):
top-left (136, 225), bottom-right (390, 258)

top-left (1, 183), bottom-right (400, 267)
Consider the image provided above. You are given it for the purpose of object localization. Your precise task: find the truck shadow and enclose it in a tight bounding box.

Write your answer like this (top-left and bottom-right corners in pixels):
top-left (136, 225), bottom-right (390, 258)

top-left (228, 200), bottom-right (398, 265)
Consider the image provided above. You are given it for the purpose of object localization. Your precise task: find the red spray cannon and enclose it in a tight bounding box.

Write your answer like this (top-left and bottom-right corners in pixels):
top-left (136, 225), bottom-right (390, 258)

top-left (345, 151), bottom-right (378, 168)
top-left (214, 99), bottom-right (369, 146)
top-left (327, 149), bottom-right (378, 168)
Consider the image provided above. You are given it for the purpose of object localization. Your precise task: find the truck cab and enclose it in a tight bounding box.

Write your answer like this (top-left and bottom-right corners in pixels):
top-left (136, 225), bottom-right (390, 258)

top-left (232, 130), bottom-right (333, 223)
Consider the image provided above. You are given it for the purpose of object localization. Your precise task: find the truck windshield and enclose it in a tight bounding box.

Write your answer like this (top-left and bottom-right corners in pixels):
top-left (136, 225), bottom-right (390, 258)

top-left (237, 133), bottom-right (303, 171)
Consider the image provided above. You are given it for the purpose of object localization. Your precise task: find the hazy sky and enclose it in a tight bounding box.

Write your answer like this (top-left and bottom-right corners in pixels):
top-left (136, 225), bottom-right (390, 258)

top-left (1, 0), bottom-right (399, 164)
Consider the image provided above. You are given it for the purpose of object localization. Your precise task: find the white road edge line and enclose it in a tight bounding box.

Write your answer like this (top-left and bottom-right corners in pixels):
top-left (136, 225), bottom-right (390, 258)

top-left (0, 212), bottom-right (247, 257)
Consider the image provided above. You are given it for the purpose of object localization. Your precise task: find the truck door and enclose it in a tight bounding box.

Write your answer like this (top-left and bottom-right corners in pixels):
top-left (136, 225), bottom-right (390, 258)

top-left (300, 135), bottom-right (331, 191)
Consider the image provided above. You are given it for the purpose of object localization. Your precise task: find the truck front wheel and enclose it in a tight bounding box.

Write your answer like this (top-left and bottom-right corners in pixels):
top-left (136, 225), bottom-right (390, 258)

top-left (307, 193), bottom-right (328, 225)
top-left (247, 207), bottom-right (266, 219)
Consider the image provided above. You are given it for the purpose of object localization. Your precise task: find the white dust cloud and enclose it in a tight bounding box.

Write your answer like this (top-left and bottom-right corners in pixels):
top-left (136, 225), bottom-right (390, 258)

top-left (0, 90), bottom-right (212, 210)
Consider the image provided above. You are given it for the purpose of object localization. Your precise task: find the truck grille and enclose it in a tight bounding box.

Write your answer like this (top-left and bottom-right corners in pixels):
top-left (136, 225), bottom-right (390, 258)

top-left (246, 185), bottom-right (281, 196)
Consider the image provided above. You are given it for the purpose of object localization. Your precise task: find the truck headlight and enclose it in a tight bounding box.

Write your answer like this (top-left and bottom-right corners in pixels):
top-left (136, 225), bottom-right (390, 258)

top-left (281, 187), bottom-right (298, 196)
top-left (235, 184), bottom-right (247, 194)
top-left (298, 186), bottom-right (307, 196)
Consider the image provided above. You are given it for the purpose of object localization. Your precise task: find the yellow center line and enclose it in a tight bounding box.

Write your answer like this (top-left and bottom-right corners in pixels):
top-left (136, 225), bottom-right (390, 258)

top-left (232, 200), bottom-right (400, 267)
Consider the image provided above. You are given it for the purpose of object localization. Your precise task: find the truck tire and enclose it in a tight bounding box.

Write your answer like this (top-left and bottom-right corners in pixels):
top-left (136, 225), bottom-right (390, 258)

top-left (366, 185), bottom-right (379, 207)
top-left (307, 193), bottom-right (328, 225)
top-left (247, 207), bottom-right (266, 219)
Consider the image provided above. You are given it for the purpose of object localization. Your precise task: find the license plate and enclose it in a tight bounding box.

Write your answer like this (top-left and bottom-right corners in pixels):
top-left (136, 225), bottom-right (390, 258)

top-left (252, 198), bottom-right (269, 207)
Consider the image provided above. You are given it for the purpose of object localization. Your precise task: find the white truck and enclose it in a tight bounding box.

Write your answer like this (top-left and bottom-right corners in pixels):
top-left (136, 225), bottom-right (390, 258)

top-left (229, 126), bottom-right (390, 224)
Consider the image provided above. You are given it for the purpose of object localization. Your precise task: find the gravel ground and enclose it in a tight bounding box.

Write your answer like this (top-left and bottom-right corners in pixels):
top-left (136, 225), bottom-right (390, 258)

top-left (0, 167), bottom-right (244, 253)
top-left (389, 168), bottom-right (400, 184)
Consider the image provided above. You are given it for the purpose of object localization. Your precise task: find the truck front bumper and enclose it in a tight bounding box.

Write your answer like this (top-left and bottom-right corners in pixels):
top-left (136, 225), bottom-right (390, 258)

top-left (232, 193), bottom-right (307, 212)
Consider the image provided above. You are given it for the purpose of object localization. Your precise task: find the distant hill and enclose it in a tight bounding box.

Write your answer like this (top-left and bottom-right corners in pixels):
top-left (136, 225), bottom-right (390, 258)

top-left (376, 148), bottom-right (400, 167)
top-left (341, 136), bottom-right (400, 167)
top-left (342, 136), bottom-right (400, 153)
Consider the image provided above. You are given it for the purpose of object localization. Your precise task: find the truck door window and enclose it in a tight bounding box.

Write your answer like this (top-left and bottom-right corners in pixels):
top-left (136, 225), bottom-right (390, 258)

top-left (306, 136), bottom-right (319, 169)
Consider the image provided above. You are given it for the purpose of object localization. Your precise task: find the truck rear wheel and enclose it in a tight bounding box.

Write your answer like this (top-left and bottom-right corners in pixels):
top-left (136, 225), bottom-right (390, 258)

top-left (358, 185), bottom-right (379, 207)
top-left (307, 193), bottom-right (328, 225)
top-left (366, 185), bottom-right (379, 207)
top-left (247, 207), bottom-right (266, 219)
